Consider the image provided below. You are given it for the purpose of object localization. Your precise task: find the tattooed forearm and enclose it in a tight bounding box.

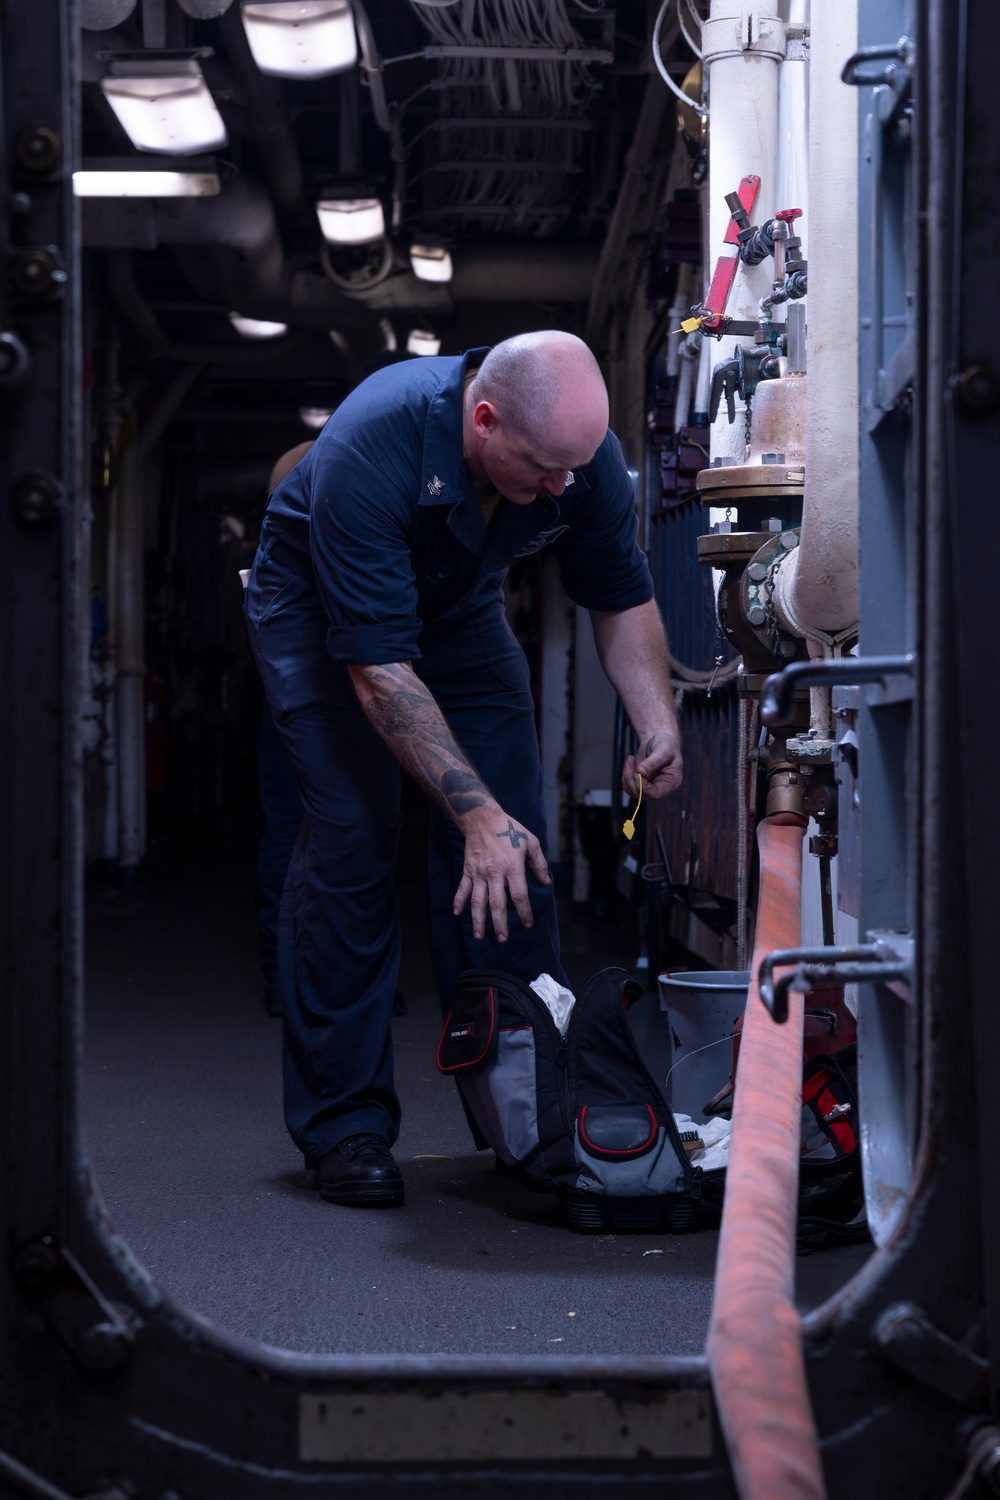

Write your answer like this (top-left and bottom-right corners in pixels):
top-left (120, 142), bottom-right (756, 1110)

top-left (350, 661), bottom-right (494, 823)
top-left (441, 769), bottom-right (488, 816)
top-left (364, 689), bottom-right (423, 737)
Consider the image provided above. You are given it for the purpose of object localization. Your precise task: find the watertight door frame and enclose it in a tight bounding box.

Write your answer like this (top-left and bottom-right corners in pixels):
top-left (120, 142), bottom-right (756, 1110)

top-left (0, 2), bottom-right (996, 1496)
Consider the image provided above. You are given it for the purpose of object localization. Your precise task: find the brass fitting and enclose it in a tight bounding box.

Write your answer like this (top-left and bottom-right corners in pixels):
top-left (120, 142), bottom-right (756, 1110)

top-left (765, 762), bottom-right (805, 819)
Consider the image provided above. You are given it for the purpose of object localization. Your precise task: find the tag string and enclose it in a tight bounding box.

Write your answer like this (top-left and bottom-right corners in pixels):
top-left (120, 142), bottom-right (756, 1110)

top-left (622, 773), bottom-right (643, 841)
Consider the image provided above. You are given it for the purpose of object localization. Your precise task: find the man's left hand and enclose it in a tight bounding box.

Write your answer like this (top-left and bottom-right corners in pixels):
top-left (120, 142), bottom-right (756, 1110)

top-left (623, 726), bottom-right (682, 800)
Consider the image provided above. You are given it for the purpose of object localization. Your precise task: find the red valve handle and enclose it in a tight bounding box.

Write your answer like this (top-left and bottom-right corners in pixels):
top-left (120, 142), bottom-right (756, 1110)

top-left (775, 208), bottom-right (803, 222)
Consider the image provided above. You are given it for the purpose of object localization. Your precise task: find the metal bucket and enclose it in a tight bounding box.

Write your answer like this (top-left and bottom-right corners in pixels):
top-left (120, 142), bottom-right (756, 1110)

top-left (657, 970), bottom-right (749, 1123)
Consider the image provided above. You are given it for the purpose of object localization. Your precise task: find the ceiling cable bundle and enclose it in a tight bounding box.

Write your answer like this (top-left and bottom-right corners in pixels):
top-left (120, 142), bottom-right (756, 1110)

top-left (406, 0), bottom-right (604, 235)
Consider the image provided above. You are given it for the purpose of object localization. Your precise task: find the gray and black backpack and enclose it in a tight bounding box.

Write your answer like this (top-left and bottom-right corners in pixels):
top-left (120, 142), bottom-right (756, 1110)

top-left (436, 966), bottom-right (702, 1234)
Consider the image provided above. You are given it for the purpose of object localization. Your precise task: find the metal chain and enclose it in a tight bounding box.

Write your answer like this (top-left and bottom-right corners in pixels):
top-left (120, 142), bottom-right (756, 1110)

top-left (706, 618), bottom-right (727, 698)
top-left (764, 567), bottom-right (784, 659)
top-left (743, 392), bottom-right (753, 459)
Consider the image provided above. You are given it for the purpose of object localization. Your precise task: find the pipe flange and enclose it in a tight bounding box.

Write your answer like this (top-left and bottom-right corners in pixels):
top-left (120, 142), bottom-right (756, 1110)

top-left (701, 13), bottom-right (787, 64)
top-left (740, 530), bottom-right (807, 664)
top-left (697, 462), bottom-right (805, 497)
top-left (696, 529), bottom-right (773, 567)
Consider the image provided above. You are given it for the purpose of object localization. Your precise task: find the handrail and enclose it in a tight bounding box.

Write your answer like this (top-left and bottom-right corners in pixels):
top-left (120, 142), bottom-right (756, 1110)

top-left (760, 653), bottom-right (916, 725)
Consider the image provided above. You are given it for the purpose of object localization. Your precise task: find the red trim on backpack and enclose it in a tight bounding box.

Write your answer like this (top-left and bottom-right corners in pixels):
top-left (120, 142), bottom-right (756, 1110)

top-left (803, 1070), bottom-right (857, 1154)
top-left (436, 986), bottom-right (495, 1073)
top-left (579, 1103), bottom-right (657, 1156)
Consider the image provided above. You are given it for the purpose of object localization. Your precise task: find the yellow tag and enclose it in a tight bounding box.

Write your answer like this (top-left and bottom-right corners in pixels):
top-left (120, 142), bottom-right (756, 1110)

top-left (681, 315), bottom-right (704, 333)
top-left (622, 773), bottom-right (643, 841)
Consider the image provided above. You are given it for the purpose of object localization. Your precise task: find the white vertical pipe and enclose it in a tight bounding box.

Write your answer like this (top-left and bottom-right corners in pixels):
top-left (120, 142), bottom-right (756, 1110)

top-left (771, 0), bottom-right (859, 640)
top-left (670, 265), bottom-right (698, 431)
top-left (695, 176), bottom-right (713, 418)
top-left (703, 3), bottom-right (787, 462)
top-left (694, 331), bottom-right (713, 418)
top-left (666, 263), bottom-right (692, 381)
top-left (776, 0), bottom-right (809, 260)
top-left (675, 346), bottom-right (695, 432)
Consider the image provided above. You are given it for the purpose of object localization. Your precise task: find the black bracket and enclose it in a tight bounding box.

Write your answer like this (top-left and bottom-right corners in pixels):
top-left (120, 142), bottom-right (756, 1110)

top-left (710, 358), bottom-right (740, 424)
top-left (873, 1302), bottom-right (990, 1410)
top-left (758, 935), bottom-right (912, 1023)
top-left (761, 653), bottom-right (916, 726)
top-left (841, 35), bottom-right (914, 89)
top-left (12, 1239), bottom-right (136, 1373)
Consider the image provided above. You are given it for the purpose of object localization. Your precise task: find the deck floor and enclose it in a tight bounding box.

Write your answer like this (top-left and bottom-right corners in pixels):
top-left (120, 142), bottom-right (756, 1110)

top-left (82, 838), bottom-right (869, 1359)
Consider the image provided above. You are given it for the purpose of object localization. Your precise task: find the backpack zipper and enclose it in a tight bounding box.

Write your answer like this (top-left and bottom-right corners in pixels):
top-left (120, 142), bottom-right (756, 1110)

top-left (560, 967), bottom-right (621, 1142)
top-left (620, 997), bottom-right (695, 1192)
top-left (464, 971), bottom-right (574, 1137)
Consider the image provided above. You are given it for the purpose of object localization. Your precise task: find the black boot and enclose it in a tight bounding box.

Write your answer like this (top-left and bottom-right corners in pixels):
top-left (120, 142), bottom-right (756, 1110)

top-left (315, 1134), bottom-right (404, 1207)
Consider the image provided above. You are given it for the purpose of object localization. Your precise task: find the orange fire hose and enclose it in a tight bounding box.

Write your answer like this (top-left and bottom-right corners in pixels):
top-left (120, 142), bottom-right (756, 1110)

top-left (706, 814), bottom-right (826, 1500)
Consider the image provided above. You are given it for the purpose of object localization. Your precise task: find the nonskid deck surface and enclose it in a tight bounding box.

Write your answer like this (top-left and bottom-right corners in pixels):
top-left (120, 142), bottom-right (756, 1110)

top-left (82, 851), bottom-right (868, 1358)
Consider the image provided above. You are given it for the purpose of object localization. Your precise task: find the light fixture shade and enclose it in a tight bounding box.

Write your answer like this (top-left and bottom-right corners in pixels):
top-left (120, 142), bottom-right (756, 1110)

top-left (177, 0), bottom-right (235, 15)
top-left (242, 1), bottom-right (357, 79)
top-left (101, 62), bottom-right (227, 155)
top-left (299, 405), bottom-right (334, 429)
top-left (410, 244), bottom-right (453, 284)
top-left (82, 0), bottom-right (138, 29)
top-left (229, 312), bottom-right (289, 340)
top-left (73, 168), bottom-right (220, 196)
top-left (316, 197), bottom-right (385, 245)
top-left (407, 329), bottom-right (441, 357)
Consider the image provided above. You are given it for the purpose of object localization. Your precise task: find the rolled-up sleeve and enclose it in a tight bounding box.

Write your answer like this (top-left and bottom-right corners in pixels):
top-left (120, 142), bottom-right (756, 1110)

top-left (553, 432), bottom-right (654, 611)
top-left (309, 438), bottom-right (422, 664)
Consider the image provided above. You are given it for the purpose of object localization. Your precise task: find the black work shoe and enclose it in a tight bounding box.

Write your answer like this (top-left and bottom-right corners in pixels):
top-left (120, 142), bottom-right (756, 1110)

top-left (315, 1134), bottom-right (404, 1207)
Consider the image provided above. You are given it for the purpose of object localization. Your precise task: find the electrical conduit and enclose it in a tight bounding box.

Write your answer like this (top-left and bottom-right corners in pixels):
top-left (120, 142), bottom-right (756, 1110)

top-left (706, 814), bottom-right (826, 1500)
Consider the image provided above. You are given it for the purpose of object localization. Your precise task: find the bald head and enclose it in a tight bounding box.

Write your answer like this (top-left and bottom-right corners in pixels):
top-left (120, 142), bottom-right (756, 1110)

top-left (464, 332), bottom-right (610, 505)
top-left (470, 331), bottom-right (608, 456)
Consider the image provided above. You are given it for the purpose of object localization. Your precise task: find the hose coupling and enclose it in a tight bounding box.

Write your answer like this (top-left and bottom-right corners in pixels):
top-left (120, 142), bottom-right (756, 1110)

top-left (765, 763), bottom-right (805, 819)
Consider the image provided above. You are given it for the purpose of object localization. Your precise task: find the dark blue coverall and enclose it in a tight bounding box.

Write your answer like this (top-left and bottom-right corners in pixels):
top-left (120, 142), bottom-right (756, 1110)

top-left (244, 348), bottom-right (653, 1166)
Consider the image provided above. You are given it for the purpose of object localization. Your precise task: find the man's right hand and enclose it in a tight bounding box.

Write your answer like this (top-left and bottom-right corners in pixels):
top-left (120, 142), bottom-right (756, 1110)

top-left (453, 802), bottom-right (551, 942)
top-left (349, 660), bottom-right (550, 941)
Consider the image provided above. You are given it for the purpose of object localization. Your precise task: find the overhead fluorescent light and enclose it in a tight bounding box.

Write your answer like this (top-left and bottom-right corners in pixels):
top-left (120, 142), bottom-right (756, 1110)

top-left (229, 312), bottom-right (289, 340)
top-left (242, 0), bottom-right (357, 79)
top-left (410, 244), bottom-right (453, 284)
top-left (407, 329), bottom-right (441, 357)
top-left (299, 405), bottom-right (335, 429)
top-left (73, 168), bottom-right (220, 196)
top-left (316, 197), bottom-right (384, 246)
top-left (101, 59), bottom-right (227, 155)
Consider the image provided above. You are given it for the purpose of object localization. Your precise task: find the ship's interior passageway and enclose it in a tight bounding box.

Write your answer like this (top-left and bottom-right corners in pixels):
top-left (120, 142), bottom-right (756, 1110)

top-left (83, 813), bottom-right (870, 1358)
